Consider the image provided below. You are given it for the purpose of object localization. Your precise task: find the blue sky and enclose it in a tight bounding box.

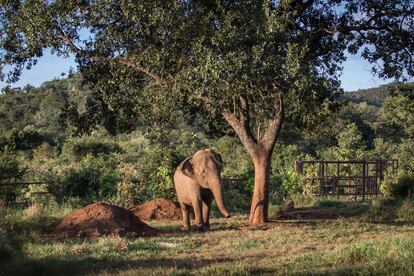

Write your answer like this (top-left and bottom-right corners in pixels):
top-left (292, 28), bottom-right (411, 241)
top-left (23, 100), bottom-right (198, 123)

top-left (0, 50), bottom-right (394, 92)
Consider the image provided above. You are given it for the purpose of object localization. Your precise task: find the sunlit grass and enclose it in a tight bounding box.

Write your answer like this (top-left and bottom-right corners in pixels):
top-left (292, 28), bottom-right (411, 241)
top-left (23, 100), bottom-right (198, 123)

top-left (1, 199), bottom-right (414, 275)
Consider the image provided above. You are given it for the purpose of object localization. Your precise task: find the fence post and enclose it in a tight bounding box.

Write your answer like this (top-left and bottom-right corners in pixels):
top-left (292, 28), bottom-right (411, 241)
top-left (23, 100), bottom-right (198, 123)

top-left (362, 161), bottom-right (366, 201)
top-left (295, 160), bottom-right (303, 174)
top-left (320, 161), bottom-right (325, 196)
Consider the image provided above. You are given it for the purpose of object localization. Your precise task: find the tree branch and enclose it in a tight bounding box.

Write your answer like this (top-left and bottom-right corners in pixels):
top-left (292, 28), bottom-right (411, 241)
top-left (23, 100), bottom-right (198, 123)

top-left (260, 93), bottom-right (284, 152)
top-left (56, 27), bottom-right (162, 84)
top-left (196, 93), bottom-right (258, 156)
top-left (288, 0), bottom-right (316, 20)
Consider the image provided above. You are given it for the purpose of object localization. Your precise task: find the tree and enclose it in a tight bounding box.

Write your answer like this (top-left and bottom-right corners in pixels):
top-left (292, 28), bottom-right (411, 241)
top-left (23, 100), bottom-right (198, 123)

top-left (1, 1), bottom-right (413, 224)
top-left (336, 123), bottom-right (367, 160)
top-left (379, 85), bottom-right (414, 141)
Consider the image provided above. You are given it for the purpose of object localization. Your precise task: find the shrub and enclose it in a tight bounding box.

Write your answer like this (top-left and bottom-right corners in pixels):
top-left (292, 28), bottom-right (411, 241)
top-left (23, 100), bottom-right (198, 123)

top-left (221, 178), bottom-right (253, 213)
top-left (62, 136), bottom-right (123, 161)
top-left (380, 173), bottom-right (414, 199)
top-left (114, 164), bottom-right (143, 207)
top-left (32, 143), bottom-right (57, 160)
top-left (7, 127), bottom-right (53, 150)
top-left (0, 148), bottom-right (25, 206)
top-left (137, 145), bottom-right (179, 201)
top-left (25, 184), bottom-right (55, 206)
top-left (364, 198), bottom-right (399, 222)
top-left (213, 136), bottom-right (252, 179)
top-left (396, 200), bottom-right (414, 222)
top-left (281, 169), bottom-right (303, 197)
top-left (62, 155), bottom-right (119, 203)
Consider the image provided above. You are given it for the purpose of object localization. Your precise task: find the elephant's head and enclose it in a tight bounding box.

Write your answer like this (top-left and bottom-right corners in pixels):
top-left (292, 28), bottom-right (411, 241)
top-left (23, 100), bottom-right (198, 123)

top-left (180, 149), bottom-right (231, 218)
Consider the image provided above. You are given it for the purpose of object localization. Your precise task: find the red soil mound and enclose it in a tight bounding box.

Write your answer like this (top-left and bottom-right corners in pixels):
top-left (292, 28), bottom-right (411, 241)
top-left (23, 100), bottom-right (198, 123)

top-left (129, 198), bottom-right (182, 221)
top-left (52, 203), bottom-right (159, 238)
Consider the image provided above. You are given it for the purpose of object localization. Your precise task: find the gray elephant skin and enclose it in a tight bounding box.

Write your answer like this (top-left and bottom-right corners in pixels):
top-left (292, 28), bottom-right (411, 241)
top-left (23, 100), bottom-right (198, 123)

top-left (173, 148), bottom-right (231, 230)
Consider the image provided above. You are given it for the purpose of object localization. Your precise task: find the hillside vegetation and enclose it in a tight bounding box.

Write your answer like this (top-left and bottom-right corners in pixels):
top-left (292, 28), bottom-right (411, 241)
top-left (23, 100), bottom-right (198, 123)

top-left (0, 77), bottom-right (413, 209)
top-left (342, 83), bottom-right (394, 107)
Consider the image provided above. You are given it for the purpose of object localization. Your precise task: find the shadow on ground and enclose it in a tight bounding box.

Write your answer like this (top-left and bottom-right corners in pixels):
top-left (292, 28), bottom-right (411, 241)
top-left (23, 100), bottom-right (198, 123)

top-left (2, 255), bottom-right (236, 275)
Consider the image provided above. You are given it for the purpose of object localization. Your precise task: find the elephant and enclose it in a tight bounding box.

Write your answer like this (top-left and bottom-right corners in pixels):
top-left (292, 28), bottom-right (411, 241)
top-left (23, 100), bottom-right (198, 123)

top-left (173, 148), bottom-right (231, 230)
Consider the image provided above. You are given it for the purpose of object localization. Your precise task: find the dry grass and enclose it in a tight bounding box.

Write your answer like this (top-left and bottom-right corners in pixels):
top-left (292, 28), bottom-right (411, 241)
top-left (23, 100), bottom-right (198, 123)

top-left (1, 200), bottom-right (414, 275)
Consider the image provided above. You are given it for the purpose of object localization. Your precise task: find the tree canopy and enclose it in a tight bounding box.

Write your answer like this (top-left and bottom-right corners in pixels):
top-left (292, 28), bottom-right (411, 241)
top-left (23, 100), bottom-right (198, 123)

top-left (1, 0), bottom-right (413, 224)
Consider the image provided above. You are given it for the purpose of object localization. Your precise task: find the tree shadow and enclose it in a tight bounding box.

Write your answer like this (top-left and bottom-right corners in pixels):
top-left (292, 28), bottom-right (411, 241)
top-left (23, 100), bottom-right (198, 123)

top-left (269, 199), bottom-right (414, 226)
top-left (3, 255), bottom-right (235, 275)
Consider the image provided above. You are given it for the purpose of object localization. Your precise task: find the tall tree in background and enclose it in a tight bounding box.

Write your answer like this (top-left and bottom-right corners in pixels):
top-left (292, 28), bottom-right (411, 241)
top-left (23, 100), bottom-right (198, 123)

top-left (1, 1), bottom-right (413, 224)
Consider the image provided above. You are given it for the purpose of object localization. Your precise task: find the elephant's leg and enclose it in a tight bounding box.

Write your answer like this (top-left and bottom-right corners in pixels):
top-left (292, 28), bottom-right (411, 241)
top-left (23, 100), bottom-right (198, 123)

top-left (191, 197), bottom-right (204, 230)
top-left (202, 199), bottom-right (212, 230)
top-left (180, 203), bottom-right (190, 231)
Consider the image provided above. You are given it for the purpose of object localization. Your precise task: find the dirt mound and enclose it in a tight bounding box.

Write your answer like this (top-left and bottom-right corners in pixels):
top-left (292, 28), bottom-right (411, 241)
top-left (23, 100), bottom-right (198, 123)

top-left (130, 198), bottom-right (182, 221)
top-left (51, 203), bottom-right (159, 238)
top-left (276, 208), bottom-right (338, 220)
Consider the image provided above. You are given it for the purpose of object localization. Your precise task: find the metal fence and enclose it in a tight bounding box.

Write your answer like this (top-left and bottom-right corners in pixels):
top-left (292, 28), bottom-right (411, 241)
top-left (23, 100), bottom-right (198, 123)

top-left (0, 181), bottom-right (56, 206)
top-left (294, 159), bottom-right (398, 200)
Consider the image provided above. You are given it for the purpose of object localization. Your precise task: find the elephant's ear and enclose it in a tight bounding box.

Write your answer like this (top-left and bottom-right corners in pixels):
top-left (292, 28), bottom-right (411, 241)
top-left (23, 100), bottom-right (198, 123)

top-left (212, 152), bottom-right (223, 168)
top-left (217, 153), bottom-right (223, 165)
top-left (180, 157), bottom-right (194, 178)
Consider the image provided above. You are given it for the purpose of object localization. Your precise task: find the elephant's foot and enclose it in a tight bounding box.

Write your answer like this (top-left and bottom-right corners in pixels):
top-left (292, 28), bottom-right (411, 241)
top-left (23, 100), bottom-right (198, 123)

top-left (194, 224), bottom-right (205, 232)
top-left (202, 223), bottom-right (210, 230)
top-left (181, 225), bottom-right (190, 231)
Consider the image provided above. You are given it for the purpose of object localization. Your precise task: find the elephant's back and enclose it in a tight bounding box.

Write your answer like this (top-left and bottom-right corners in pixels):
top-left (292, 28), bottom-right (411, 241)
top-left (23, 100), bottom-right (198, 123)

top-left (173, 168), bottom-right (193, 186)
top-left (173, 169), bottom-right (197, 204)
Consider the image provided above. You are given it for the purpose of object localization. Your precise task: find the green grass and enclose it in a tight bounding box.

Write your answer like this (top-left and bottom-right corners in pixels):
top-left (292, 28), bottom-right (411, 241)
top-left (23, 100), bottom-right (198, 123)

top-left (1, 199), bottom-right (414, 275)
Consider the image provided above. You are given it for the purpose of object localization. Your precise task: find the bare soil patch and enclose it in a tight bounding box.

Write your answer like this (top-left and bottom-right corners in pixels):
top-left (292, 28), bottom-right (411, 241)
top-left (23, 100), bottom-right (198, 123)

top-left (50, 203), bottom-right (160, 238)
top-left (129, 198), bottom-right (182, 221)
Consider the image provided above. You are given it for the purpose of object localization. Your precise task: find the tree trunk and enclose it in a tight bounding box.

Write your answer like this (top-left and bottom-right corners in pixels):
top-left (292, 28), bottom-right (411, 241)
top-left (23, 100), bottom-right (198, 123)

top-left (212, 94), bottom-right (284, 225)
top-left (249, 149), bottom-right (272, 224)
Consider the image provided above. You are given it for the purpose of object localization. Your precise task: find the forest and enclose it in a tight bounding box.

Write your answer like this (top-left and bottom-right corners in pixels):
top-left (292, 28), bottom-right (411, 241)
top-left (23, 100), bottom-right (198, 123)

top-left (1, 1), bottom-right (414, 274)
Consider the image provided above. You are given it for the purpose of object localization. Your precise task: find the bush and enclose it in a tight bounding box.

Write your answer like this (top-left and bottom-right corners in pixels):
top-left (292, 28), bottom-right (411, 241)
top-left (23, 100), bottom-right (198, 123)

top-left (137, 145), bottom-right (179, 201)
top-left (281, 169), bottom-right (302, 197)
top-left (380, 173), bottom-right (414, 199)
top-left (25, 184), bottom-right (55, 206)
top-left (114, 164), bottom-right (143, 207)
top-left (221, 178), bottom-right (253, 213)
top-left (62, 155), bottom-right (119, 203)
top-left (7, 127), bottom-right (53, 150)
top-left (62, 136), bottom-right (123, 161)
top-left (365, 198), bottom-right (399, 222)
top-left (396, 200), bottom-right (414, 222)
top-left (0, 148), bottom-right (25, 205)
top-left (24, 143), bottom-right (64, 204)
top-left (213, 136), bottom-right (252, 179)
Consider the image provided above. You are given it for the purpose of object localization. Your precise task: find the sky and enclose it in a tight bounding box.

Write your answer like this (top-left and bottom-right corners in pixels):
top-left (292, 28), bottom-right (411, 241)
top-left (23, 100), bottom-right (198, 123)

top-left (0, 50), bottom-right (395, 92)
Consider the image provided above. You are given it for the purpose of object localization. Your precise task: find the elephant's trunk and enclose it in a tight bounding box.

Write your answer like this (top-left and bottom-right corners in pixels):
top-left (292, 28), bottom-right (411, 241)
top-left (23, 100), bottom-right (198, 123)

top-left (210, 181), bottom-right (231, 218)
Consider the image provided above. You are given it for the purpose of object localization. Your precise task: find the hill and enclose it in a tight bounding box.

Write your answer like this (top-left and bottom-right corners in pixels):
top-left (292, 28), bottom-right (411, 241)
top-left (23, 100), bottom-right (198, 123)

top-left (0, 75), bottom-right (91, 135)
top-left (342, 83), bottom-right (395, 107)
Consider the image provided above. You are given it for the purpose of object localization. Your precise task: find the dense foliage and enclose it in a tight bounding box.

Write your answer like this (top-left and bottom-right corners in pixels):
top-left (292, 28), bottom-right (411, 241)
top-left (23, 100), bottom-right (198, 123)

top-left (0, 78), bottom-right (413, 208)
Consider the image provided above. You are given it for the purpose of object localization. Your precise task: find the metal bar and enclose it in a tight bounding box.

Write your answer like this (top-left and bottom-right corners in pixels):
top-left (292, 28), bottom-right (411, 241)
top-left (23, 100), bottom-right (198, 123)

top-left (362, 161), bottom-right (366, 200)
top-left (0, 181), bottom-right (75, 187)
top-left (0, 182), bottom-right (56, 187)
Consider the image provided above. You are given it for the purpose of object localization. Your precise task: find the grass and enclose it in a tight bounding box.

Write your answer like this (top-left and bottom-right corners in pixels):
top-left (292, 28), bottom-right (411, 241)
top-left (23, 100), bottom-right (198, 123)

top-left (1, 199), bottom-right (414, 275)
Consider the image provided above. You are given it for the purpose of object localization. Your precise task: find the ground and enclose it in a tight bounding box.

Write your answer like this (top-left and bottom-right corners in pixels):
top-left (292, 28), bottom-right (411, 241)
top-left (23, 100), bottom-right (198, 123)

top-left (1, 199), bottom-right (414, 275)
